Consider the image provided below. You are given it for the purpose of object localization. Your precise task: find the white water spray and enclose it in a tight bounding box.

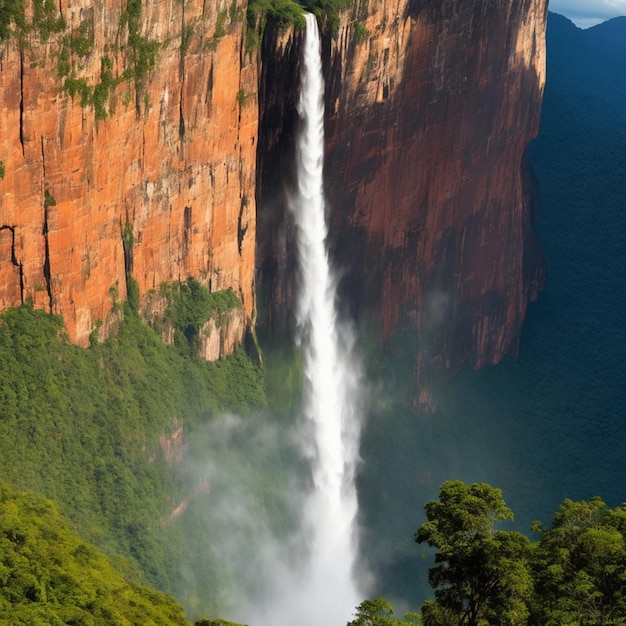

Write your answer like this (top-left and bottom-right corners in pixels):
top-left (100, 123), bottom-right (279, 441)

top-left (292, 11), bottom-right (364, 616)
top-left (246, 14), bottom-right (365, 626)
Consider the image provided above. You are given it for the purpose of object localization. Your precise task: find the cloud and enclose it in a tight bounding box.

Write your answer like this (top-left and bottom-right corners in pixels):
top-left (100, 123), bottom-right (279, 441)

top-left (549, 0), bottom-right (626, 27)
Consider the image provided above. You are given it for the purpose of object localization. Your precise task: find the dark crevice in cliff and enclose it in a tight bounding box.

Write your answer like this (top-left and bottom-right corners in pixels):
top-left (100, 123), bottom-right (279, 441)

top-left (183, 206), bottom-right (192, 257)
top-left (0, 225), bottom-right (25, 304)
top-left (254, 22), bottom-right (301, 338)
top-left (19, 49), bottom-right (25, 157)
top-left (42, 203), bottom-right (53, 313)
top-left (206, 64), bottom-right (213, 111)
top-left (179, 100), bottom-right (185, 138)
top-left (41, 138), bottom-right (53, 313)
top-left (121, 218), bottom-right (134, 278)
top-left (179, 8), bottom-right (186, 139)
top-left (238, 196), bottom-right (248, 256)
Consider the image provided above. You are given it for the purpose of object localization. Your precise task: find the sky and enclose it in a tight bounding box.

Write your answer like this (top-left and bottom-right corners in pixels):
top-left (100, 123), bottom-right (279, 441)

top-left (549, 0), bottom-right (626, 28)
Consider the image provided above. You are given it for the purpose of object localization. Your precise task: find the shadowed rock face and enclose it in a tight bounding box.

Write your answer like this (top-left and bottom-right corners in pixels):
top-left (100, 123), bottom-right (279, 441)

top-left (0, 0), bottom-right (257, 351)
top-left (257, 0), bottom-right (547, 378)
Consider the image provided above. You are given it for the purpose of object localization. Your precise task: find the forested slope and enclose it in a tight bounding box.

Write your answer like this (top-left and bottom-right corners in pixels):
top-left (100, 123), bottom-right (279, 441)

top-left (0, 482), bottom-right (191, 625)
top-left (0, 300), bottom-right (266, 618)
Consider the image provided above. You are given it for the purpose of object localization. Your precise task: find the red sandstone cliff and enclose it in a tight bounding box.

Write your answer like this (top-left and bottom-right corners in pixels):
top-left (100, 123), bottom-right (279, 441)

top-left (256, 0), bottom-right (547, 376)
top-left (0, 0), bottom-right (257, 351)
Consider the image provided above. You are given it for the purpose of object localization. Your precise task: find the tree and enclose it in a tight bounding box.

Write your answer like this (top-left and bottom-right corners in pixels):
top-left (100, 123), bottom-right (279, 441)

top-left (347, 597), bottom-right (422, 626)
top-left (415, 481), bottom-right (532, 626)
top-left (529, 497), bottom-right (626, 625)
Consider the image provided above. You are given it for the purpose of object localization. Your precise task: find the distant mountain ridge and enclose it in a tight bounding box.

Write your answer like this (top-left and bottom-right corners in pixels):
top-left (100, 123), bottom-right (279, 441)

top-left (587, 15), bottom-right (626, 55)
top-left (547, 12), bottom-right (626, 123)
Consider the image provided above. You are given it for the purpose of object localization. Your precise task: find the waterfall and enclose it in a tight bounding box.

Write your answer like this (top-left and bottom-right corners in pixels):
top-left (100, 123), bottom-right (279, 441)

top-left (291, 12), bottom-right (364, 622)
top-left (249, 13), bottom-right (365, 625)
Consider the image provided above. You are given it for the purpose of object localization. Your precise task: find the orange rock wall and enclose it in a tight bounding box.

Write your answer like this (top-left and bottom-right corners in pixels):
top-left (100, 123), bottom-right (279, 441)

top-left (0, 0), bottom-right (257, 347)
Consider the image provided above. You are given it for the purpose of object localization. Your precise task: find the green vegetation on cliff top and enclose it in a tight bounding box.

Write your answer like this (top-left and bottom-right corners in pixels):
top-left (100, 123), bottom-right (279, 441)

top-left (247, 0), bottom-right (351, 44)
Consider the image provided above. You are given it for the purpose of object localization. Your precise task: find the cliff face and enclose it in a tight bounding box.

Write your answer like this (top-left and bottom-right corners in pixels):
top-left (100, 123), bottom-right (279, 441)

top-left (0, 0), bottom-right (257, 350)
top-left (0, 0), bottom-right (547, 371)
top-left (257, 0), bottom-right (547, 375)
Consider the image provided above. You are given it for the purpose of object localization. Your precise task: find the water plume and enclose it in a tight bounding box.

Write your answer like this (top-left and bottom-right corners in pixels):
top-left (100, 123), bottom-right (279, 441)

top-left (238, 13), bottom-right (366, 625)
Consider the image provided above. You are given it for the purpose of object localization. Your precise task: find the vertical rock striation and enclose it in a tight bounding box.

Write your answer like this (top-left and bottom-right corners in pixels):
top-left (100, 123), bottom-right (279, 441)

top-left (0, 0), bottom-right (257, 349)
top-left (257, 0), bottom-right (547, 377)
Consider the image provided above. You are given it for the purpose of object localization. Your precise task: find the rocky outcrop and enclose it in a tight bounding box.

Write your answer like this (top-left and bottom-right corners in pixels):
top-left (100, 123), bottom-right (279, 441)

top-left (257, 0), bottom-right (547, 375)
top-left (0, 0), bottom-right (257, 350)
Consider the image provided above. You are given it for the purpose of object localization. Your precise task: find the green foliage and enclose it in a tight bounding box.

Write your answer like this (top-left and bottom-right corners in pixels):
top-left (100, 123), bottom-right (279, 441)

top-left (122, 220), bottom-right (134, 249)
top-left (246, 0), bottom-right (306, 51)
top-left (55, 46), bottom-right (70, 78)
top-left (57, 18), bottom-right (96, 104)
top-left (126, 275), bottom-right (140, 312)
top-left (0, 161), bottom-right (5, 180)
top-left (415, 482), bottom-right (626, 625)
top-left (353, 21), bottom-right (369, 43)
top-left (228, 0), bottom-right (242, 24)
top-left (0, 0), bottom-right (63, 43)
top-left (43, 190), bottom-right (56, 207)
top-left (126, 32), bottom-right (160, 86)
top-left (159, 279), bottom-right (241, 348)
top-left (215, 8), bottom-right (228, 39)
top-left (65, 16), bottom-right (94, 57)
top-left (304, 0), bottom-right (351, 36)
top-left (120, 0), bottom-right (142, 34)
top-left (57, 20), bottom-right (119, 120)
top-left (181, 21), bottom-right (195, 54)
top-left (0, 304), bottom-right (265, 615)
top-left (93, 55), bottom-right (115, 119)
top-left (348, 597), bottom-right (422, 626)
top-left (61, 54), bottom-right (116, 119)
top-left (0, 482), bottom-right (191, 625)
top-left (32, 0), bottom-right (65, 41)
top-left (0, 0), bottom-right (26, 41)
top-left (530, 497), bottom-right (626, 625)
top-left (416, 481), bottom-right (532, 626)
top-left (247, 0), bottom-right (354, 36)
top-left (53, 0), bottom-right (160, 116)
top-left (62, 77), bottom-right (91, 104)
top-left (417, 481), bottom-right (515, 546)
top-left (206, 8), bottom-right (233, 51)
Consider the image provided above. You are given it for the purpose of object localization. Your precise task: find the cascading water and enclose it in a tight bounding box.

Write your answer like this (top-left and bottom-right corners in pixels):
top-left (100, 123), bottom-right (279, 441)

top-left (248, 13), bottom-right (365, 625)
top-left (292, 10), bottom-right (364, 616)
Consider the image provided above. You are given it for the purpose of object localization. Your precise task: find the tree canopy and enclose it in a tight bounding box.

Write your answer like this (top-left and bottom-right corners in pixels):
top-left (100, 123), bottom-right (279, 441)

top-left (415, 481), bottom-right (531, 626)
top-left (0, 481), bottom-right (190, 625)
top-left (530, 497), bottom-right (626, 624)
top-left (410, 481), bottom-right (626, 625)
top-left (347, 596), bottom-right (421, 626)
